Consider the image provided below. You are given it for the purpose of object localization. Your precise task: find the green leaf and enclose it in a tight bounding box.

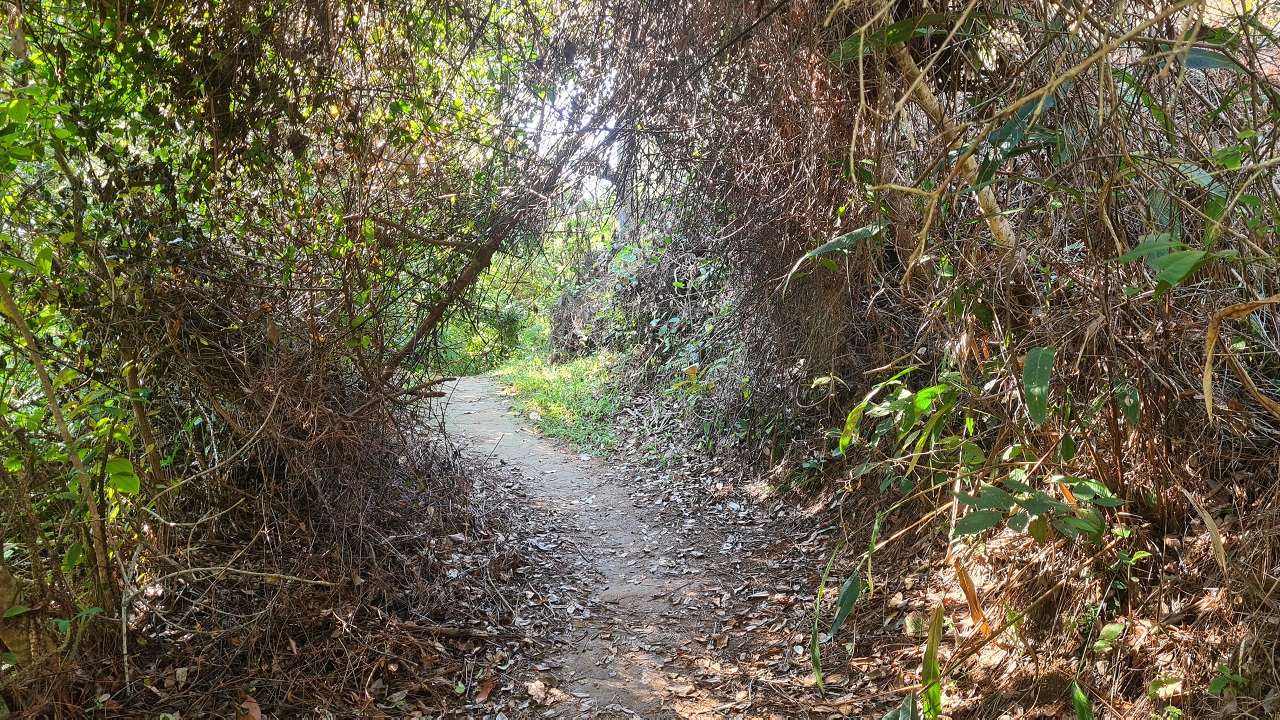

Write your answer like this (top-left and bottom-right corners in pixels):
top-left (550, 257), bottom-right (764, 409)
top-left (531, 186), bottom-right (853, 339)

top-left (1007, 512), bottom-right (1030, 532)
top-left (1110, 233), bottom-right (1182, 263)
top-left (953, 509), bottom-right (1003, 537)
top-left (1182, 47), bottom-right (1244, 72)
top-left (2, 605), bottom-right (30, 619)
top-left (7, 99), bottom-right (28, 124)
top-left (883, 692), bottom-right (921, 720)
top-left (61, 542), bottom-right (84, 571)
top-left (1059, 435), bottom-right (1076, 463)
top-left (822, 576), bottom-right (863, 642)
top-left (1023, 346), bottom-right (1054, 426)
top-left (0, 254), bottom-right (36, 274)
top-left (1211, 144), bottom-right (1248, 170)
top-left (839, 402), bottom-right (868, 454)
top-left (1150, 250), bottom-right (1208, 292)
top-left (921, 607), bottom-right (944, 718)
top-left (1093, 621), bottom-right (1126, 651)
top-left (960, 442), bottom-right (986, 466)
top-left (807, 222), bottom-right (889, 259)
top-left (1117, 383), bottom-right (1141, 424)
top-left (1028, 516), bottom-right (1049, 543)
top-left (1208, 676), bottom-right (1233, 695)
top-left (35, 246), bottom-right (52, 276)
top-left (1068, 508), bottom-right (1106, 543)
top-left (829, 15), bottom-right (951, 65)
top-left (109, 472), bottom-right (140, 495)
top-left (783, 221), bottom-right (888, 294)
top-left (105, 457), bottom-right (134, 476)
top-left (1019, 490), bottom-right (1070, 516)
top-left (956, 485), bottom-right (1017, 512)
top-left (1071, 681), bottom-right (1095, 720)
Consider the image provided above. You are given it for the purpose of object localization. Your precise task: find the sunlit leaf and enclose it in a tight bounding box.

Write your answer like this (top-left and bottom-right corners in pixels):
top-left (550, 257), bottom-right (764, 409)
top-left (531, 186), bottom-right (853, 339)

top-left (822, 576), bottom-right (862, 642)
top-left (1023, 346), bottom-right (1054, 426)
top-left (922, 606), bottom-right (944, 718)
top-left (1071, 681), bottom-right (1095, 720)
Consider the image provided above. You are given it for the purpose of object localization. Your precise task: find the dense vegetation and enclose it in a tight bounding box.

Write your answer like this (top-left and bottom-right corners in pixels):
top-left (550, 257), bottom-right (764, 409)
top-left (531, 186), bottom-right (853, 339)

top-left (0, 0), bottom-right (605, 713)
top-left (2, 0), bottom-right (1280, 716)
top-left (536, 0), bottom-right (1280, 716)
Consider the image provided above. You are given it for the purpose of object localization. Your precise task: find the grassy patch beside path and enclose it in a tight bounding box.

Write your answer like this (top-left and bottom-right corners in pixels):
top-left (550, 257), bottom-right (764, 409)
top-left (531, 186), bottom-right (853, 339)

top-left (491, 350), bottom-right (618, 450)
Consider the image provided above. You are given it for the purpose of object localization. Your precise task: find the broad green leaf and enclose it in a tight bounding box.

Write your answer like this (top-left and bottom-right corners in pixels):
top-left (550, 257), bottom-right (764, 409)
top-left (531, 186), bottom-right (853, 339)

top-left (1211, 144), bottom-right (1248, 170)
top-left (1208, 676), bottom-right (1233, 695)
top-left (105, 457), bottom-right (134, 476)
top-left (35, 246), bottom-right (52, 276)
top-left (1117, 383), bottom-right (1141, 424)
top-left (1018, 490), bottom-right (1070, 516)
top-left (960, 442), bottom-right (986, 466)
top-left (1071, 681), bottom-right (1095, 720)
top-left (1023, 346), bottom-right (1054, 426)
top-left (883, 692), bottom-right (921, 720)
top-left (109, 472), bottom-right (140, 495)
top-left (1028, 516), bottom-right (1049, 543)
top-left (1167, 160), bottom-right (1227, 199)
top-left (956, 485), bottom-right (1017, 512)
top-left (1098, 621), bottom-right (1125, 641)
top-left (7, 99), bottom-right (28, 123)
top-left (953, 509), bottom-right (1003, 537)
top-left (1067, 508), bottom-right (1106, 543)
top-left (1150, 250), bottom-right (1208, 291)
top-left (61, 542), bottom-right (84, 571)
top-left (1111, 233), bottom-right (1181, 263)
top-left (1059, 435), bottom-right (1076, 463)
top-left (1007, 511), bottom-right (1030, 532)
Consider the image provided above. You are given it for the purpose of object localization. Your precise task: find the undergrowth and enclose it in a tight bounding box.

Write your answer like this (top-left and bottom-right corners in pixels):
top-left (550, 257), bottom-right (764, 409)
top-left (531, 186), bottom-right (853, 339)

top-left (492, 340), bottom-right (619, 450)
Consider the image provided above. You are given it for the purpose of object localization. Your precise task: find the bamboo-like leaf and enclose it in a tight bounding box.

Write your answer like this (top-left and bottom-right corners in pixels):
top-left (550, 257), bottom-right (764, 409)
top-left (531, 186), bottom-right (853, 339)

top-left (1182, 47), bottom-right (1245, 72)
top-left (1071, 681), bottom-right (1095, 720)
top-left (822, 576), bottom-right (862, 642)
top-left (783, 221), bottom-right (888, 295)
top-left (883, 692), bottom-right (921, 720)
top-left (921, 606), bottom-right (944, 718)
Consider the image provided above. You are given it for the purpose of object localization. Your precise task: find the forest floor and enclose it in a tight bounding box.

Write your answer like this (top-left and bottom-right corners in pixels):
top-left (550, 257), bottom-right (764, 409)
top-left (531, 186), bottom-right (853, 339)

top-left (442, 376), bottom-right (895, 719)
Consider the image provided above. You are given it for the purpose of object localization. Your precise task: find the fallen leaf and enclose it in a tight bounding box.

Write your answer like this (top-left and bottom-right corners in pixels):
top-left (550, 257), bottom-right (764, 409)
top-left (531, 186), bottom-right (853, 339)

top-left (235, 690), bottom-right (262, 720)
top-left (476, 677), bottom-right (495, 703)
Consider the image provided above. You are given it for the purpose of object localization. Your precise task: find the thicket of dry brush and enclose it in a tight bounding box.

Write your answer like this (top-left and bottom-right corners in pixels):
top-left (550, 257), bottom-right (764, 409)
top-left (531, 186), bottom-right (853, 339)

top-left (562, 0), bottom-right (1280, 714)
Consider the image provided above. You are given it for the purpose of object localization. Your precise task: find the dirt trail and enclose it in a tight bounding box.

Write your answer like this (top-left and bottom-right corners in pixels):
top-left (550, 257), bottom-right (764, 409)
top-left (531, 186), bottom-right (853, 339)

top-left (443, 376), bottom-right (830, 719)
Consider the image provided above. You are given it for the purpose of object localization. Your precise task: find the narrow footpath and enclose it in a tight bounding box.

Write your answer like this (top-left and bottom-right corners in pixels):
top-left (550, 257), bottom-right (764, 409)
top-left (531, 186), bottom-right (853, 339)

top-left (443, 376), bottom-right (857, 719)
